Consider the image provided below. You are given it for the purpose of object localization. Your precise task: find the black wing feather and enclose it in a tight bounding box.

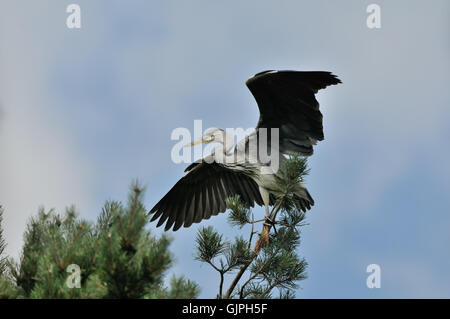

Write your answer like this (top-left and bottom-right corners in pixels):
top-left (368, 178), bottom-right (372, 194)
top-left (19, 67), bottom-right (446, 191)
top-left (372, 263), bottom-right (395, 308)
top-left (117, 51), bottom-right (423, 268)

top-left (149, 162), bottom-right (260, 231)
top-left (246, 70), bottom-right (341, 156)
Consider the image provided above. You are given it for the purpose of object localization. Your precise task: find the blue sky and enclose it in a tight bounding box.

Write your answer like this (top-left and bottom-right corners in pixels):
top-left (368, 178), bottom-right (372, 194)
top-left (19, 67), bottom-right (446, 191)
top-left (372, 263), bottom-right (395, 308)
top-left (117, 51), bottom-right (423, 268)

top-left (1, 0), bottom-right (449, 298)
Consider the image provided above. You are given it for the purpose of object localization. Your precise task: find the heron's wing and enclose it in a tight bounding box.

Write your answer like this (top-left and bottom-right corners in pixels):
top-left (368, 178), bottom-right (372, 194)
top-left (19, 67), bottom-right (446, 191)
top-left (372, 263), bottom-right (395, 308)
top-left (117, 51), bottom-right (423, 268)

top-left (246, 70), bottom-right (341, 156)
top-left (149, 162), bottom-right (264, 231)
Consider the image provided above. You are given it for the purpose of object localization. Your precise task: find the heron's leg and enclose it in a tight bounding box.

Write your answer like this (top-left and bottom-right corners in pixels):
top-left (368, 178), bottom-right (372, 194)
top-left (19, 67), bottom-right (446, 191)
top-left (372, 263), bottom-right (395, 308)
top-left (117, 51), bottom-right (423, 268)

top-left (259, 186), bottom-right (275, 227)
top-left (259, 186), bottom-right (271, 221)
top-left (263, 203), bottom-right (272, 227)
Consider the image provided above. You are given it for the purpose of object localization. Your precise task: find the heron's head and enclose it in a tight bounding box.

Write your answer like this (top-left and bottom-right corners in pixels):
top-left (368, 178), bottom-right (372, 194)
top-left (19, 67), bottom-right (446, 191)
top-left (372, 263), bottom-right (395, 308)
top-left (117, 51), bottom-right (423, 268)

top-left (186, 128), bottom-right (226, 147)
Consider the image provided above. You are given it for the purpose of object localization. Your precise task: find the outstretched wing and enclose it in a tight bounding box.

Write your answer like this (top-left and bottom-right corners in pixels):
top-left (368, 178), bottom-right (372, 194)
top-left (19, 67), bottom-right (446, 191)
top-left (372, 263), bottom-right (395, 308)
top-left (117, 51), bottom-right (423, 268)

top-left (246, 70), bottom-right (341, 156)
top-left (149, 162), bottom-right (264, 231)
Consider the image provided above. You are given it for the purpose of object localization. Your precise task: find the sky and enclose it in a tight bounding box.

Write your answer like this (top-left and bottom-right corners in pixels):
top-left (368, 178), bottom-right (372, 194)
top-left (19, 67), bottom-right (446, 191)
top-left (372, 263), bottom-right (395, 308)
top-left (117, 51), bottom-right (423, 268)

top-left (0, 0), bottom-right (449, 298)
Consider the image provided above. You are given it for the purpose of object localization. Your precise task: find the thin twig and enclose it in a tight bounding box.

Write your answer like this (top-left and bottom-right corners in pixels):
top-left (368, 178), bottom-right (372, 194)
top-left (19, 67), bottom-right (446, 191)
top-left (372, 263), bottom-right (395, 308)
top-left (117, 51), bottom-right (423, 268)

top-left (224, 261), bottom-right (252, 299)
top-left (248, 218), bottom-right (266, 224)
top-left (219, 271), bottom-right (224, 298)
top-left (248, 212), bottom-right (255, 250)
top-left (205, 260), bottom-right (224, 298)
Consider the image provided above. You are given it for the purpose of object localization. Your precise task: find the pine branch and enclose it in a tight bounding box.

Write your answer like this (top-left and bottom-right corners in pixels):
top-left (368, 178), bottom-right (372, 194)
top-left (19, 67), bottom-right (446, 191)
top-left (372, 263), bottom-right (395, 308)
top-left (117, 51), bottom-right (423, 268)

top-left (197, 155), bottom-right (310, 299)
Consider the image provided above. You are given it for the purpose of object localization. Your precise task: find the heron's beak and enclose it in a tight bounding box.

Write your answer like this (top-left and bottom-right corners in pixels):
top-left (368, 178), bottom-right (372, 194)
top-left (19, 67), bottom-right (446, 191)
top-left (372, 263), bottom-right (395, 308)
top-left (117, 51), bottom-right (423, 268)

top-left (184, 138), bottom-right (208, 148)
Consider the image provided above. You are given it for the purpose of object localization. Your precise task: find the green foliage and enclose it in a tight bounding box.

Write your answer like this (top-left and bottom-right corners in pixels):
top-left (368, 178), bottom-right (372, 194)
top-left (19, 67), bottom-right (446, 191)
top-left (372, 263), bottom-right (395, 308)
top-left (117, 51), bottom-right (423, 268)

top-left (272, 155), bottom-right (310, 211)
top-left (195, 226), bottom-right (226, 262)
top-left (0, 206), bottom-right (22, 298)
top-left (224, 237), bottom-right (254, 271)
top-left (1, 185), bottom-right (199, 299)
top-left (0, 206), bottom-right (6, 277)
top-left (226, 196), bottom-right (251, 228)
top-left (196, 228), bottom-right (254, 273)
top-left (150, 275), bottom-right (201, 299)
top-left (195, 156), bottom-right (310, 299)
top-left (245, 228), bottom-right (307, 298)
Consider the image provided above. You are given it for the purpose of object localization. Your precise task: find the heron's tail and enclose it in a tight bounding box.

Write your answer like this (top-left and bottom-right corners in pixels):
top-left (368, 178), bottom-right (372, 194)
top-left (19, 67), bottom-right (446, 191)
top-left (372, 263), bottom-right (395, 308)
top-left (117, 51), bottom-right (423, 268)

top-left (293, 187), bottom-right (314, 212)
top-left (268, 188), bottom-right (314, 212)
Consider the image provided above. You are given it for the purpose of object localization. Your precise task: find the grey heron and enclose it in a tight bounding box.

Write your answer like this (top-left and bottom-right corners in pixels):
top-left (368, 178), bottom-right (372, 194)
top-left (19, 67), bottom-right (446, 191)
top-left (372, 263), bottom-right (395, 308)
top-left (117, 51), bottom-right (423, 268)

top-left (149, 70), bottom-right (341, 231)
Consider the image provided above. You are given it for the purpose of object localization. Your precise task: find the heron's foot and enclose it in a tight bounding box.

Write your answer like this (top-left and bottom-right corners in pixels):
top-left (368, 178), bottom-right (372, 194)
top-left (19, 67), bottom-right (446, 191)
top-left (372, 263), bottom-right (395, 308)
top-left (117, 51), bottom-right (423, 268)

top-left (263, 216), bottom-right (276, 227)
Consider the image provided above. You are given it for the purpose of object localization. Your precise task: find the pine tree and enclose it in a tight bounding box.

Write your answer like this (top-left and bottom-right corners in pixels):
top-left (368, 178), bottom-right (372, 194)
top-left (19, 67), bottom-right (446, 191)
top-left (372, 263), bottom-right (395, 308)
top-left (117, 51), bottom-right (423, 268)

top-left (0, 206), bottom-right (6, 276)
top-left (2, 184), bottom-right (199, 299)
top-left (0, 206), bottom-right (21, 298)
top-left (194, 156), bottom-right (309, 298)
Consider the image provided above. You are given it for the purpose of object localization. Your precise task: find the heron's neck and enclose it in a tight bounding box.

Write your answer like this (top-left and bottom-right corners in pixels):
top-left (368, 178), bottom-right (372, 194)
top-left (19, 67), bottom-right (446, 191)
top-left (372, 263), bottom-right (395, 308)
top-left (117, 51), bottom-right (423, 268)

top-left (216, 133), bottom-right (235, 155)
